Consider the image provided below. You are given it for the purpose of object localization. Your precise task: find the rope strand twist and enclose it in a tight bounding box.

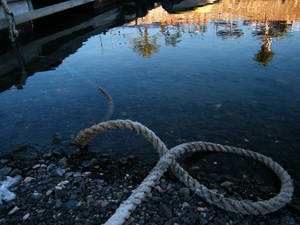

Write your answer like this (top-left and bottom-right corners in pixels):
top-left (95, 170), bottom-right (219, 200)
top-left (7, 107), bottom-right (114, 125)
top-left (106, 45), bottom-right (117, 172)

top-left (74, 119), bottom-right (293, 225)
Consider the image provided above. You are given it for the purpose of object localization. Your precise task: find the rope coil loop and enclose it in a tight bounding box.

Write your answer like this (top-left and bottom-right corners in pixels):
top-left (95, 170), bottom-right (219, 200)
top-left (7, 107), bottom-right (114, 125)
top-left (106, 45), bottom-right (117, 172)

top-left (74, 119), bottom-right (293, 225)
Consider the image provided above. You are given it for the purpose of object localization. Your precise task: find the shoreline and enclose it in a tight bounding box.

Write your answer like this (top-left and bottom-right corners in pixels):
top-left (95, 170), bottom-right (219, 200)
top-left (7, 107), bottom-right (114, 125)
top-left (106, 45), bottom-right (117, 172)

top-left (0, 141), bottom-right (299, 224)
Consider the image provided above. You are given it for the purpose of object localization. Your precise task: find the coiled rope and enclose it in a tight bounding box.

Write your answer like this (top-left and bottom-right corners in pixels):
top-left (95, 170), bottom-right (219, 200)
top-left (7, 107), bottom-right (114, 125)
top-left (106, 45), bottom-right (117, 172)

top-left (74, 119), bottom-right (293, 225)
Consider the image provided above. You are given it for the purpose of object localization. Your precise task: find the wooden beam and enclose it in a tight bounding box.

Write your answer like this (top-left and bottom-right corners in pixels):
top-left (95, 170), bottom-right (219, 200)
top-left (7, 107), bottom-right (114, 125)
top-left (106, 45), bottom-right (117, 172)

top-left (0, 0), bottom-right (95, 29)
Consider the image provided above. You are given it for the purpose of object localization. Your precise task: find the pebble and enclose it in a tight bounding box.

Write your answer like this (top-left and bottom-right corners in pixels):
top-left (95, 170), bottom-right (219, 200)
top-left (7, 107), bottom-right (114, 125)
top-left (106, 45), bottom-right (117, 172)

top-left (32, 164), bottom-right (41, 169)
top-left (159, 203), bottom-right (172, 218)
top-left (100, 200), bottom-right (109, 208)
top-left (23, 213), bottom-right (30, 220)
top-left (179, 187), bottom-right (190, 198)
top-left (57, 157), bottom-right (68, 168)
top-left (55, 168), bottom-right (65, 177)
top-left (197, 207), bottom-right (206, 212)
top-left (0, 144), bottom-right (298, 225)
top-left (55, 180), bottom-right (69, 190)
top-left (24, 177), bottom-right (35, 183)
top-left (8, 206), bottom-right (19, 215)
top-left (182, 202), bottom-right (190, 208)
top-left (82, 158), bottom-right (98, 168)
top-left (0, 167), bottom-right (12, 178)
top-left (46, 189), bottom-right (53, 196)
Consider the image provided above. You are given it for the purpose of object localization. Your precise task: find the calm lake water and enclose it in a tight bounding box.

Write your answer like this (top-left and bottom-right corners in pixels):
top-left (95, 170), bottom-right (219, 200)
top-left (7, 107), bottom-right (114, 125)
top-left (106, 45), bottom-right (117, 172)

top-left (1, 0), bottom-right (300, 194)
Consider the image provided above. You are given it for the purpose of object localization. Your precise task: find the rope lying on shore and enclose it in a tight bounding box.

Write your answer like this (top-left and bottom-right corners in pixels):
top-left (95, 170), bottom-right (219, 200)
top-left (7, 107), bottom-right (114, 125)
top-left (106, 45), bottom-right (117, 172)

top-left (0, 0), bottom-right (19, 42)
top-left (74, 119), bottom-right (294, 225)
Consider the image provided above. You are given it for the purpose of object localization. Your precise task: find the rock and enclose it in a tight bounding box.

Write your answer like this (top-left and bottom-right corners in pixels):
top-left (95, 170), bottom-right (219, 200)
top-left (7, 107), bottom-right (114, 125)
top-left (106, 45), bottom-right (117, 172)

top-left (165, 217), bottom-right (180, 225)
top-left (182, 202), bottom-right (190, 208)
top-left (179, 187), bottom-right (190, 198)
top-left (73, 172), bottom-right (81, 177)
top-left (64, 200), bottom-right (78, 210)
top-left (159, 203), bottom-right (172, 218)
top-left (42, 152), bottom-right (52, 159)
top-left (100, 200), bottom-right (109, 208)
top-left (86, 195), bottom-right (94, 204)
top-left (54, 168), bottom-right (65, 177)
top-left (0, 159), bottom-right (9, 165)
top-left (0, 167), bottom-right (12, 178)
top-left (57, 157), bottom-right (68, 168)
top-left (280, 216), bottom-right (297, 225)
top-left (118, 158), bottom-right (127, 166)
top-left (46, 190), bottom-right (53, 196)
top-left (55, 180), bottom-right (69, 190)
top-left (8, 206), bottom-right (20, 215)
top-left (82, 158), bottom-right (98, 168)
top-left (47, 163), bottom-right (56, 171)
top-left (81, 209), bottom-right (90, 218)
top-left (24, 177), bottom-right (35, 183)
top-left (23, 213), bottom-right (30, 220)
top-left (32, 191), bottom-right (41, 199)
top-left (220, 181), bottom-right (234, 192)
top-left (9, 168), bottom-right (21, 177)
top-left (65, 172), bottom-right (73, 178)
top-left (82, 171), bottom-right (91, 177)
top-left (197, 207), bottom-right (206, 212)
top-left (32, 164), bottom-right (41, 169)
top-left (55, 199), bottom-right (62, 209)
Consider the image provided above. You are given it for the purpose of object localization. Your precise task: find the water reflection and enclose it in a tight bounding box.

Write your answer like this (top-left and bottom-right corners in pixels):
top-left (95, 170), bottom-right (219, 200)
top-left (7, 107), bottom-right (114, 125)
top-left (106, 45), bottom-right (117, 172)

top-left (124, 0), bottom-right (300, 64)
top-left (129, 26), bottom-right (161, 57)
top-left (253, 21), bottom-right (291, 66)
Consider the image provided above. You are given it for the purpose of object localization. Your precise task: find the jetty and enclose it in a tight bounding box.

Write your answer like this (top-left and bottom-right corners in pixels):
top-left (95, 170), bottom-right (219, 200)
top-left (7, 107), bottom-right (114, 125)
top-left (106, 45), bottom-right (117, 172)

top-left (0, 0), bottom-right (122, 30)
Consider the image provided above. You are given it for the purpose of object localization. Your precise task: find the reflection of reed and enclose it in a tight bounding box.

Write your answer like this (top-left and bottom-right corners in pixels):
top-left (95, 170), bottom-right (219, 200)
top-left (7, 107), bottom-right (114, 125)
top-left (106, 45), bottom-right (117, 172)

top-left (129, 0), bottom-right (300, 26)
top-left (129, 26), bottom-right (161, 57)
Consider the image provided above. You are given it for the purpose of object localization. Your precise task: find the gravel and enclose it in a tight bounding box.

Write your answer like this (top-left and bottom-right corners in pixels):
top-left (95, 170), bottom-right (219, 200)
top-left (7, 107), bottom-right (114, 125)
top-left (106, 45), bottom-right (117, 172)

top-left (0, 142), bottom-right (299, 225)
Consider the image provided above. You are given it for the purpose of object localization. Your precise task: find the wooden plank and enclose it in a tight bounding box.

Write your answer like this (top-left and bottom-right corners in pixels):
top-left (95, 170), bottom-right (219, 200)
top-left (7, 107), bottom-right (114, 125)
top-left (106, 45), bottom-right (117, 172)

top-left (0, 0), bottom-right (95, 29)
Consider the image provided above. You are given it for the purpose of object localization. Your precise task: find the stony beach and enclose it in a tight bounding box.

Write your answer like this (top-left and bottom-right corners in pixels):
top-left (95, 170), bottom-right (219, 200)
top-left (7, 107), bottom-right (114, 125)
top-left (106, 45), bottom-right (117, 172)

top-left (0, 138), bottom-right (299, 225)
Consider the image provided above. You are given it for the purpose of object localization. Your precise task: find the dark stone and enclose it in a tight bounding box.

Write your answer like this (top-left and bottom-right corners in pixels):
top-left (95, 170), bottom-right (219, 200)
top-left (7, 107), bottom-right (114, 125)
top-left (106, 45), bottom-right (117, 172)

top-left (57, 157), bottom-right (68, 168)
top-left (54, 168), bottom-right (65, 177)
top-left (81, 210), bottom-right (90, 218)
top-left (55, 200), bottom-right (62, 209)
top-left (152, 197), bottom-right (163, 202)
top-left (165, 217), bottom-right (180, 225)
top-left (159, 203), bottom-right (172, 218)
top-left (0, 167), bottom-right (12, 178)
top-left (0, 159), bottom-right (9, 165)
top-left (280, 216), bottom-right (297, 225)
top-left (82, 158), bottom-right (98, 168)
top-left (63, 200), bottom-right (78, 210)
top-left (9, 168), bottom-right (21, 177)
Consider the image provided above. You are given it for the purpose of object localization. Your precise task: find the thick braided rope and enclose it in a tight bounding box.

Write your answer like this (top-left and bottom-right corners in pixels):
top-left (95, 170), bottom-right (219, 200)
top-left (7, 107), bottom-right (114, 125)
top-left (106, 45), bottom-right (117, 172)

top-left (0, 0), bottom-right (19, 42)
top-left (74, 120), bottom-right (293, 224)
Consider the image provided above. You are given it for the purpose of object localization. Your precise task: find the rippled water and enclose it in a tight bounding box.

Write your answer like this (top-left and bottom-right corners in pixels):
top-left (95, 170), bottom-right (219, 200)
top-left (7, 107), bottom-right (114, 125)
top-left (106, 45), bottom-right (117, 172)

top-left (1, 0), bottom-right (300, 193)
